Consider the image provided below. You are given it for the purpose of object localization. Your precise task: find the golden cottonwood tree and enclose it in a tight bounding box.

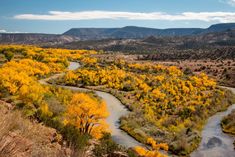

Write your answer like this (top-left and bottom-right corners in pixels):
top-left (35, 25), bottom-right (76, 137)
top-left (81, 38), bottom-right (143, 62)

top-left (3, 59), bottom-right (50, 77)
top-left (64, 93), bottom-right (109, 139)
top-left (135, 138), bottom-right (168, 157)
top-left (0, 68), bottom-right (32, 94)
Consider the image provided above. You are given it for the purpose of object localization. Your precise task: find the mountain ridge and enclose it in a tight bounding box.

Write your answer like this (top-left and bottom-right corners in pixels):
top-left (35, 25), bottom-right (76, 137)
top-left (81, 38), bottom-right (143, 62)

top-left (63, 23), bottom-right (235, 40)
top-left (1, 23), bottom-right (235, 44)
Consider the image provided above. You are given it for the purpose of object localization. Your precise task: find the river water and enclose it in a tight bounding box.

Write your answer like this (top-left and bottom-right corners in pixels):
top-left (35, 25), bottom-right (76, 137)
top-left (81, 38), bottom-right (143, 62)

top-left (191, 87), bottom-right (235, 157)
top-left (42, 62), bottom-right (235, 155)
top-left (65, 62), bottom-right (143, 148)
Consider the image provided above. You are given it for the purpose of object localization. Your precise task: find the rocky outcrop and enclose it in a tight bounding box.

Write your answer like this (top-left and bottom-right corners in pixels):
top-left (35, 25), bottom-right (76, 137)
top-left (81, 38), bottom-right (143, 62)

top-left (0, 100), bottom-right (72, 157)
top-left (0, 132), bottom-right (33, 157)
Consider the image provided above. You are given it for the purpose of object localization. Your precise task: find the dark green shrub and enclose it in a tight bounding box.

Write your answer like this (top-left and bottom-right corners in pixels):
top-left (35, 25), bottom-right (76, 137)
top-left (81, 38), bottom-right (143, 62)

top-left (4, 51), bottom-right (14, 61)
top-left (93, 133), bottom-right (122, 157)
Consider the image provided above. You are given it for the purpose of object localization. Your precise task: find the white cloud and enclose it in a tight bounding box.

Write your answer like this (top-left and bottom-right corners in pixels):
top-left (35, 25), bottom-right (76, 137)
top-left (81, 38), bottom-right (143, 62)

top-left (13, 11), bottom-right (235, 23)
top-left (0, 28), bottom-right (26, 33)
top-left (220, 0), bottom-right (235, 7)
top-left (227, 0), bottom-right (235, 6)
top-left (0, 29), bottom-right (7, 33)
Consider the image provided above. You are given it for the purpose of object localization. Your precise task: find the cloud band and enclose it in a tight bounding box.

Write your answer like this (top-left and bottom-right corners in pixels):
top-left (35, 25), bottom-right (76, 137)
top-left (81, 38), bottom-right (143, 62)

top-left (14, 11), bottom-right (235, 23)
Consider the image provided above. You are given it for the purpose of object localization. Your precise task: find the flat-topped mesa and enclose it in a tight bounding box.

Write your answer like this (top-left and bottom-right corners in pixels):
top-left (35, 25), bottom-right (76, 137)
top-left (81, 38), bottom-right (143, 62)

top-left (63, 23), bottom-right (235, 40)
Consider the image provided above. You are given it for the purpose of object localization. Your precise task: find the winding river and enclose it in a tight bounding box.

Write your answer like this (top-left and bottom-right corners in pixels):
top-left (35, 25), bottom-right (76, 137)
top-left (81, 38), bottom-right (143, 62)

top-left (40, 62), bottom-right (143, 148)
top-left (42, 62), bottom-right (235, 156)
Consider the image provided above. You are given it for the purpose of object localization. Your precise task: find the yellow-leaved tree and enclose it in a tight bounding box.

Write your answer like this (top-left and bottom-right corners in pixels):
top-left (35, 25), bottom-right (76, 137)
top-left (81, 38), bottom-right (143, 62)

top-left (64, 93), bottom-right (109, 139)
top-left (135, 138), bottom-right (168, 157)
top-left (0, 68), bottom-right (32, 95)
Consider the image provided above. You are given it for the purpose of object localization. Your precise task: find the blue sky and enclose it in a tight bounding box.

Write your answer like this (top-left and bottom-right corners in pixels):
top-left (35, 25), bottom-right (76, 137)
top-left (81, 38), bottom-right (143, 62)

top-left (0, 0), bottom-right (235, 34)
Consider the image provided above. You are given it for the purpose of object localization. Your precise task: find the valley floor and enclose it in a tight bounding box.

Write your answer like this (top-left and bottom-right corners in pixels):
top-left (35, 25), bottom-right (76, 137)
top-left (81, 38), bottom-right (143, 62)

top-left (0, 45), bottom-right (235, 157)
top-left (55, 55), bottom-right (235, 156)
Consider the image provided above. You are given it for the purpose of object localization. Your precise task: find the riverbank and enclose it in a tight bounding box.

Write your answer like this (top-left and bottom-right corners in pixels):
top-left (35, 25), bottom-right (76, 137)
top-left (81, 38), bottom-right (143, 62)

top-left (190, 86), bottom-right (235, 157)
top-left (40, 62), bottom-right (140, 156)
top-left (47, 62), bottom-right (144, 148)
top-left (221, 110), bottom-right (235, 136)
top-left (56, 80), bottom-right (235, 156)
top-left (54, 60), bottom-right (235, 156)
top-left (86, 86), bottom-right (235, 156)
top-left (191, 104), bottom-right (235, 157)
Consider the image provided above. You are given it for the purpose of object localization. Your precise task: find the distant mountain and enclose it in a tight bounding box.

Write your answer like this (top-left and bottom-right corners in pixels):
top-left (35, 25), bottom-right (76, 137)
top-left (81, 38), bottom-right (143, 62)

top-left (63, 23), bottom-right (235, 40)
top-left (0, 33), bottom-right (78, 45)
top-left (205, 23), bottom-right (235, 33)
top-left (63, 26), bottom-right (203, 40)
top-left (57, 28), bottom-right (235, 55)
top-left (1, 23), bottom-right (235, 44)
